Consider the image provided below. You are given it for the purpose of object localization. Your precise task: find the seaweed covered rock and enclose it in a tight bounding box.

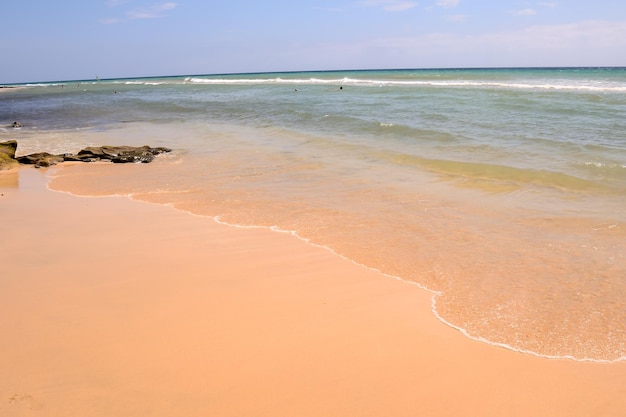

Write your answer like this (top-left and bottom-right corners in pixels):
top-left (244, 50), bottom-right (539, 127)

top-left (17, 152), bottom-right (65, 168)
top-left (11, 144), bottom-right (172, 168)
top-left (73, 145), bottom-right (171, 163)
top-left (1, 141), bottom-right (171, 169)
top-left (0, 140), bottom-right (19, 170)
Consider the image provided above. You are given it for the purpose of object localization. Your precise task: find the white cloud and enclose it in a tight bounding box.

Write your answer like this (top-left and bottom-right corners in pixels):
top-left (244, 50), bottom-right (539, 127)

top-left (538, 2), bottom-right (558, 8)
top-left (127, 2), bottom-right (178, 20)
top-left (316, 20), bottom-right (626, 68)
top-left (101, 1), bottom-right (178, 23)
top-left (386, 2), bottom-right (419, 11)
top-left (513, 8), bottom-right (537, 16)
top-left (361, 0), bottom-right (419, 12)
top-left (515, 20), bottom-right (626, 50)
top-left (436, 0), bottom-right (460, 8)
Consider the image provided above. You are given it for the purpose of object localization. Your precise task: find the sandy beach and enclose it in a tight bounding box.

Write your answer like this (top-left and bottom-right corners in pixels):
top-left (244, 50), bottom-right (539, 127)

top-left (1, 165), bottom-right (625, 417)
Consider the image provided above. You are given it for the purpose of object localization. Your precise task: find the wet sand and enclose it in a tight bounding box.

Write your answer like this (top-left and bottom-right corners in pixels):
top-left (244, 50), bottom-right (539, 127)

top-left (1, 167), bottom-right (625, 417)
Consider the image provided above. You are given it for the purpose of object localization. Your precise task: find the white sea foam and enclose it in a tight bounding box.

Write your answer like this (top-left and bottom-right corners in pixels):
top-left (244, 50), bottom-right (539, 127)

top-left (182, 76), bottom-right (626, 92)
top-left (430, 295), bottom-right (626, 364)
top-left (24, 83), bottom-right (64, 87)
top-left (122, 81), bottom-right (165, 85)
top-left (584, 161), bottom-right (626, 169)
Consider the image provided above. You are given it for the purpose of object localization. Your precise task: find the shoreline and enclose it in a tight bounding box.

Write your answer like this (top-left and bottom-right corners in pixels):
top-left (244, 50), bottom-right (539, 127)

top-left (212, 207), bottom-right (626, 365)
top-left (46, 157), bottom-right (626, 364)
top-left (2, 166), bottom-right (626, 416)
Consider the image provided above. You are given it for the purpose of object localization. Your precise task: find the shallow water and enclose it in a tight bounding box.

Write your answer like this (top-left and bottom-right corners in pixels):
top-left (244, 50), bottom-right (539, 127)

top-left (3, 68), bottom-right (625, 361)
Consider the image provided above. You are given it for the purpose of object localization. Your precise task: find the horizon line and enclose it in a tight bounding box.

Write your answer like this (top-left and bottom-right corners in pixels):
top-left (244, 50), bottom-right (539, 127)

top-left (2, 65), bottom-right (625, 86)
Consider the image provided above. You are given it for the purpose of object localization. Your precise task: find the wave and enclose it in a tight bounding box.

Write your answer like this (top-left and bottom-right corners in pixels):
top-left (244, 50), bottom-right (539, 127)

top-left (23, 83), bottom-right (69, 87)
top-left (12, 74), bottom-right (626, 93)
top-left (114, 81), bottom-right (166, 86)
top-left (182, 76), bottom-right (626, 92)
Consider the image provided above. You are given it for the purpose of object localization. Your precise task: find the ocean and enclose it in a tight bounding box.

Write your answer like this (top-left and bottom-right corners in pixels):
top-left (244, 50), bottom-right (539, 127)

top-left (2, 67), bottom-right (625, 362)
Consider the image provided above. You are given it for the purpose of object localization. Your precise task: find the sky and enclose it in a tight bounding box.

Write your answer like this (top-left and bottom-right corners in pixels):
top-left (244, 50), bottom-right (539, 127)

top-left (1, 0), bottom-right (626, 83)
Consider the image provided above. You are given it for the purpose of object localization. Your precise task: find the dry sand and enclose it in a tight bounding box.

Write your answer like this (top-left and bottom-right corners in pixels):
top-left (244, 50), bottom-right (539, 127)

top-left (1, 167), bottom-right (625, 417)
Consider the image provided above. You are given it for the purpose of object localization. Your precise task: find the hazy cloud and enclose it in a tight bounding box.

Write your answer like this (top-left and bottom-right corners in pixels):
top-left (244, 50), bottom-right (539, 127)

top-left (361, 0), bottom-right (419, 12)
top-left (436, 0), bottom-right (460, 8)
top-left (363, 19), bottom-right (626, 63)
top-left (513, 8), bottom-right (537, 16)
top-left (101, 2), bottom-right (178, 24)
top-left (127, 2), bottom-right (178, 19)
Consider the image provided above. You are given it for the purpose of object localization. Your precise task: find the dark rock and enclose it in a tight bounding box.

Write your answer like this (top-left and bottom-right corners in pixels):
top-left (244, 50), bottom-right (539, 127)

top-left (75, 145), bottom-right (171, 163)
top-left (11, 121), bottom-right (22, 128)
top-left (110, 152), bottom-right (155, 163)
top-left (62, 154), bottom-right (98, 162)
top-left (17, 152), bottom-right (65, 168)
top-left (6, 142), bottom-right (171, 168)
top-left (76, 147), bottom-right (109, 159)
top-left (0, 140), bottom-right (19, 170)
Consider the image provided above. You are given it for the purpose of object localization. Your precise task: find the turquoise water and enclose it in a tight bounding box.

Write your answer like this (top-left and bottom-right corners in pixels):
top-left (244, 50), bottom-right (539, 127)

top-left (2, 67), bottom-right (625, 361)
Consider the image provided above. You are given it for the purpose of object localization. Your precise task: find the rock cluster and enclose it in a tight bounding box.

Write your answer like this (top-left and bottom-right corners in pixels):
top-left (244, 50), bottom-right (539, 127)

top-left (0, 140), bottom-right (171, 170)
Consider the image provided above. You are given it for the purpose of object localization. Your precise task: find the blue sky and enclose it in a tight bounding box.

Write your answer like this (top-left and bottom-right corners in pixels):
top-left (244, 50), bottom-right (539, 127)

top-left (1, 1), bottom-right (625, 83)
